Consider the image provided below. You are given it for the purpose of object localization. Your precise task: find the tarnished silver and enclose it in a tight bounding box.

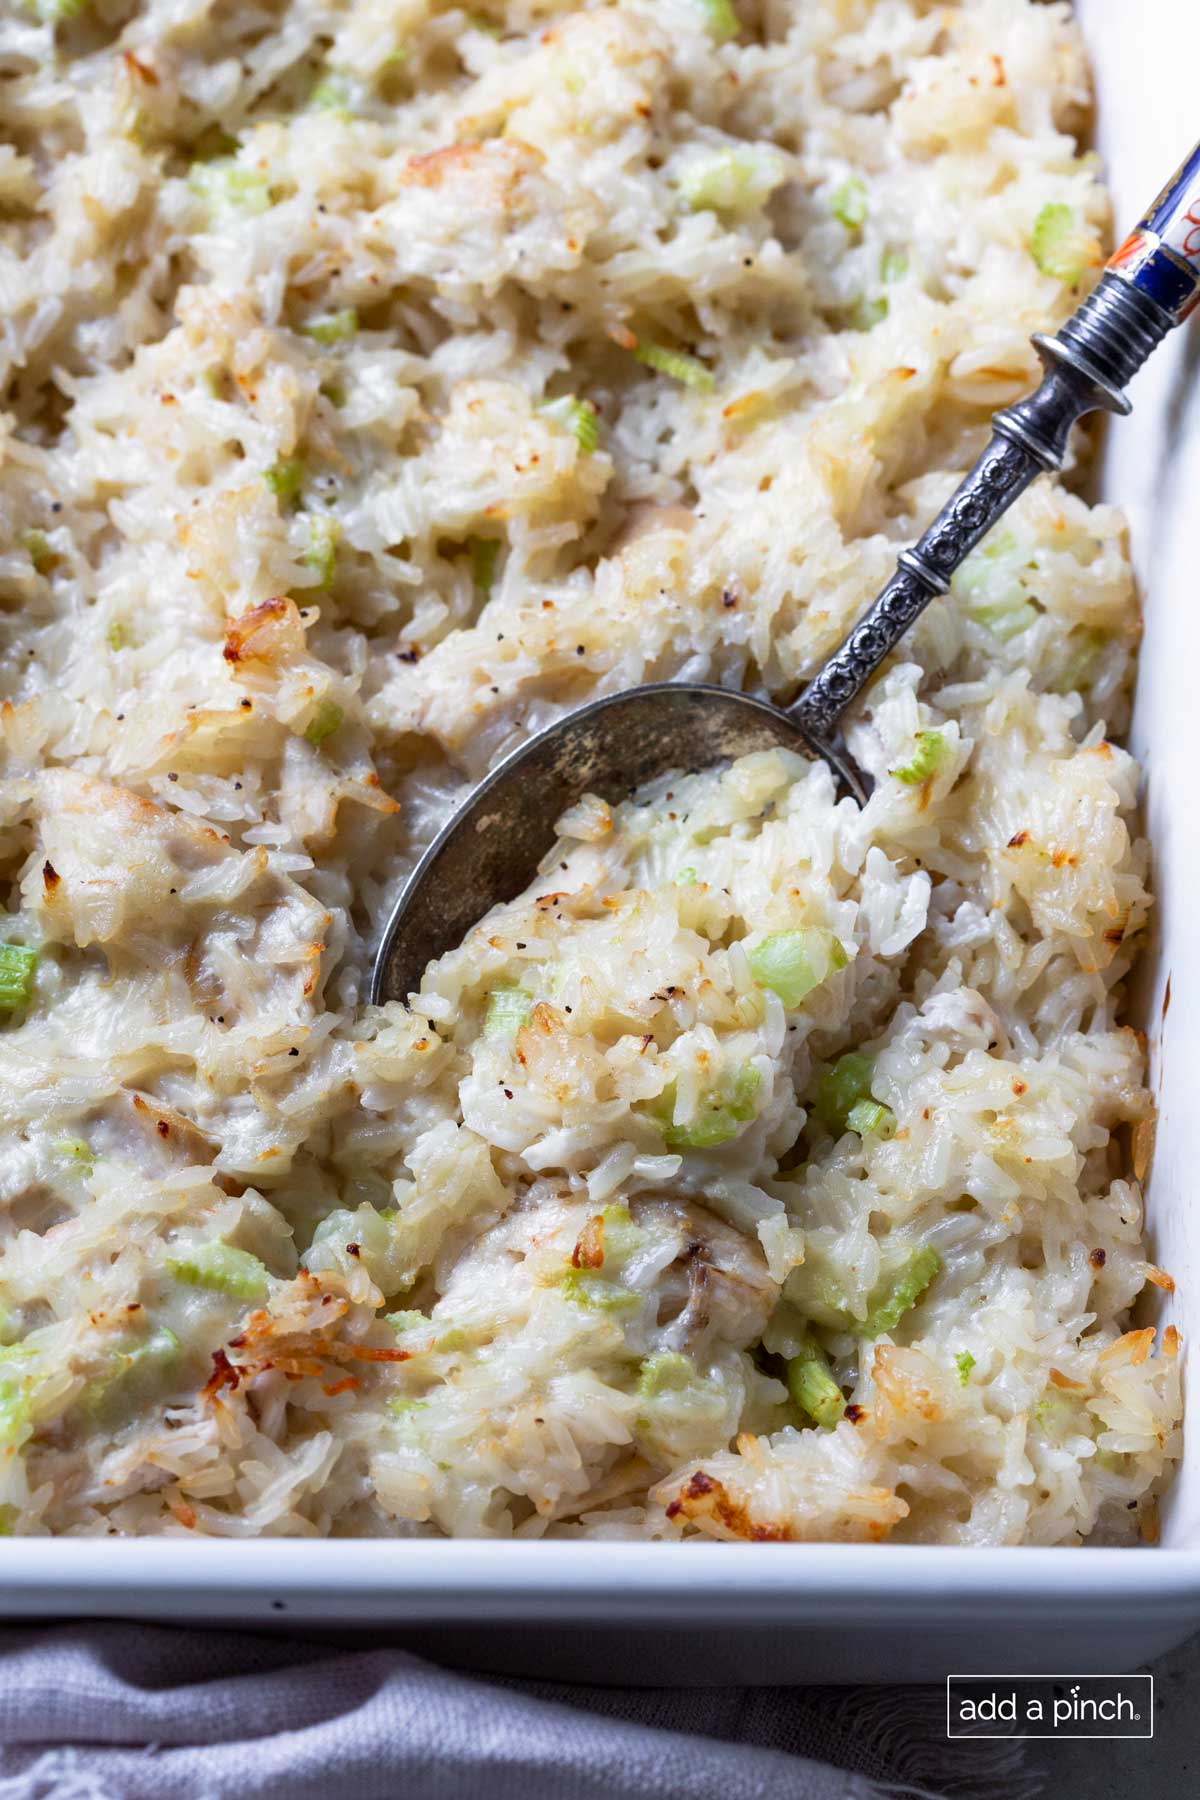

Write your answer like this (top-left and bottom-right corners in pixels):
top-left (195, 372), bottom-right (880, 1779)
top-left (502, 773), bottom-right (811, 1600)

top-left (373, 178), bottom-right (1192, 1004)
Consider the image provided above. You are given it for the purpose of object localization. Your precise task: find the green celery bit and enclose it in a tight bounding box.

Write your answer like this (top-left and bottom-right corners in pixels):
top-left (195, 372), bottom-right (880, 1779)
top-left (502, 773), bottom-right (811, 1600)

top-left (540, 395), bottom-right (600, 454)
top-left (264, 457), bottom-right (305, 507)
top-left (969, 600), bottom-right (1039, 643)
top-left (1031, 202), bottom-right (1092, 284)
top-left (852, 296), bottom-right (888, 331)
top-left (389, 1396), bottom-right (429, 1431)
top-left (0, 944), bottom-right (37, 1013)
top-left (302, 309), bottom-right (358, 345)
top-left (845, 1098), bottom-right (895, 1140)
top-left (860, 1246), bottom-right (941, 1338)
top-left (433, 1325), bottom-right (469, 1352)
top-left (881, 248), bottom-right (909, 283)
top-left (106, 621), bottom-right (128, 651)
top-left (653, 1066), bottom-right (760, 1149)
top-left (955, 1350), bottom-right (976, 1387)
top-left (310, 73), bottom-right (354, 115)
top-left (305, 699), bottom-right (344, 747)
top-left (385, 1310), bottom-right (427, 1333)
top-left (695, 0), bottom-right (739, 42)
top-left (54, 1137), bottom-right (94, 1171)
top-left (81, 1327), bottom-right (180, 1427)
top-left (21, 529), bottom-right (54, 575)
top-left (0, 1345), bottom-right (35, 1449)
top-left (189, 160), bottom-right (271, 218)
top-left (28, 0), bottom-right (89, 20)
top-left (168, 1241), bottom-right (269, 1300)
top-left (483, 984), bottom-right (532, 1038)
top-left (470, 537), bottom-right (500, 596)
top-left (831, 176), bottom-right (867, 229)
top-left (304, 516), bottom-right (338, 587)
top-left (599, 1201), bottom-right (642, 1262)
top-left (815, 1052), bottom-right (874, 1133)
top-left (675, 866), bottom-right (697, 886)
top-left (787, 1332), bottom-right (845, 1429)
top-left (0, 1384), bottom-right (32, 1450)
top-left (1054, 628), bottom-right (1107, 695)
top-left (559, 1269), bottom-right (640, 1315)
top-left (749, 928), bottom-right (847, 1009)
top-left (679, 147), bottom-right (783, 214)
top-left (636, 1351), bottom-right (694, 1398)
top-left (890, 729), bottom-right (949, 786)
top-left (634, 343), bottom-right (715, 392)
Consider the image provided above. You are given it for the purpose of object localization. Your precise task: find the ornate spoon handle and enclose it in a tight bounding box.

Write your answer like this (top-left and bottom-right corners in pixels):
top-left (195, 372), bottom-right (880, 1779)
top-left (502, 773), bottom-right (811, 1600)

top-left (793, 141), bottom-right (1200, 752)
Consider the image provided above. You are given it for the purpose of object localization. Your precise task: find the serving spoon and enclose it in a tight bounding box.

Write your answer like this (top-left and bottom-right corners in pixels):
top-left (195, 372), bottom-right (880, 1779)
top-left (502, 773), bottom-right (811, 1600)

top-left (374, 143), bottom-right (1200, 1005)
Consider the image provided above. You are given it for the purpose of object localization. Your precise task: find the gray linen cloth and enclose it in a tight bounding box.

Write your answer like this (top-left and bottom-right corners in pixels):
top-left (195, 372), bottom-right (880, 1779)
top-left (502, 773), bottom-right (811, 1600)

top-left (0, 1623), bottom-right (1040, 1800)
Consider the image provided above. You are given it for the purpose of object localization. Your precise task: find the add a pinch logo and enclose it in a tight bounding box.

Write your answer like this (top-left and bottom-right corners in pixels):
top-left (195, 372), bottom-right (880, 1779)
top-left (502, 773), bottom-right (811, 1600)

top-left (947, 1675), bottom-right (1153, 1739)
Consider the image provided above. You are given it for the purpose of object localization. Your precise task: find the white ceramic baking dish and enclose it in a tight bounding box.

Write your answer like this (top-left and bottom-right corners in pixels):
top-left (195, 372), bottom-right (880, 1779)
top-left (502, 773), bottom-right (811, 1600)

top-left (0, 0), bottom-right (1195, 1683)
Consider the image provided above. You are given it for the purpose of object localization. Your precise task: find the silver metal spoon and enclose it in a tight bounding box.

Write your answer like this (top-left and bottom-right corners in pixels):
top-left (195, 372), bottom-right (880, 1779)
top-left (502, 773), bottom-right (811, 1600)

top-left (374, 143), bottom-right (1200, 1005)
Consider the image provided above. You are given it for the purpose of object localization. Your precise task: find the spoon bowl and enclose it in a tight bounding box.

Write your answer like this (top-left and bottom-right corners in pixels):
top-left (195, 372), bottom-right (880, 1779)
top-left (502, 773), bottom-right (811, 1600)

top-left (370, 683), bottom-right (865, 1005)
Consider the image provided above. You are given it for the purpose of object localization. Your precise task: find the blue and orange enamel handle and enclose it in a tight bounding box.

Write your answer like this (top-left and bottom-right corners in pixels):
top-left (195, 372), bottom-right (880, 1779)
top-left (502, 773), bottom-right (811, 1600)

top-left (795, 140), bottom-right (1200, 749)
top-left (1109, 140), bottom-right (1200, 326)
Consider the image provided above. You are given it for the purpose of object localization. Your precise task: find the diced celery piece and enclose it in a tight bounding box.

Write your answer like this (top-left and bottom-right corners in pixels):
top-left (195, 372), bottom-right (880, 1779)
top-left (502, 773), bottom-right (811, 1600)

top-left (0, 944), bottom-right (37, 1013)
top-left (264, 457), bottom-right (304, 507)
top-left (831, 177), bottom-right (867, 229)
top-left (786, 1332), bottom-right (846, 1429)
top-left (384, 1310), bottom-right (427, 1333)
top-left (695, 0), bottom-right (739, 42)
top-left (21, 529), bottom-right (54, 574)
top-left (679, 146), bottom-right (785, 214)
top-left (470, 537), bottom-right (500, 595)
top-left (559, 1269), bottom-right (640, 1314)
top-left (81, 1327), bottom-right (181, 1427)
top-left (304, 700), bottom-right (344, 747)
top-left (54, 1137), bottom-right (94, 1171)
top-left (168, 1241), bottom-right (269, 1300)
top-left (106, 621), bottom-right (128, 651)
top-left (599, 1202), bottom-right (643, 1268)
top-left (637, 1351), bottom-right (694, 1398)
top-left (845, 1098), bottom-right (895, 1139)
top-left (310, 73), bottom-right (354, 115)
top-left (1054, 627), bottom-right (1107, 695)
top-left (890, 729), bottom-right (949, 786)
top-left (860, 1246), bottom-right (941, 1338)
top-left (1031, 202), bottom-right (1095, 285)
top-left (189, 160), bottom-right (271, 218)
top-left (634, 344), bottom-right (715, 392)
top-left (969, 600), bottom-right (1039, 642)
top-left (434, 1325), bottom-right (469, 1352)
top-left (304, 515), bottom-right (338, 587)
top-left (815, 1052), bottom-right (874, 1133)
top-left (852, 295), bottom-right (888, 331)
top-left (748, 928), bottom-right (847, 1009)
top-left (675, 866), bottom-right (697, 886)
top-left (881, 248), bottom-right (909, 283)
top-left (540, 395), bottom-right (600, 454)
top-left (483, 984), bottom-right (532, 1038)
top-left (955, 1350), bottom-right (976, 1386)
top-left (0, 1345), bottom-right (35, 1450)
top-left (653, 1066), bottom-right (761, 1149)
top-left (0, 1384), bottom-right (31, 1449)
top-left (302, 309), bottom-right (358, 345)
top-left (28, 0), bottom-right (89, 21)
